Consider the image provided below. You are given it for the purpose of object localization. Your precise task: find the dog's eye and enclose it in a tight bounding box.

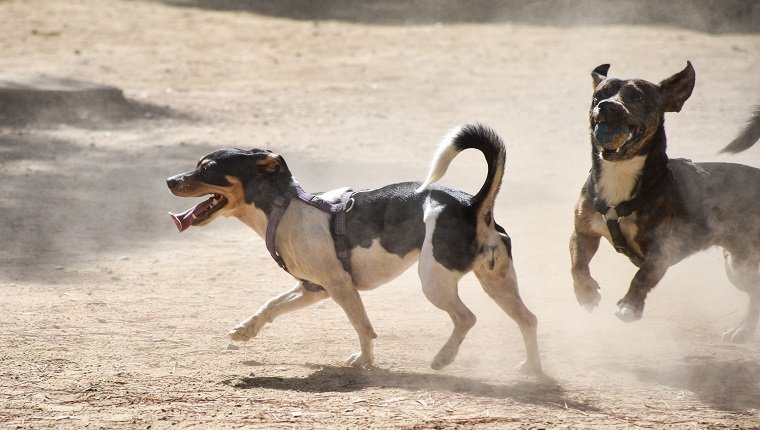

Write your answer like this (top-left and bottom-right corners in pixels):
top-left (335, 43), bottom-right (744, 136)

top-left (200, 163), bottom-right (214, 178)
top-left (625, 88), bottom-right (644, 102)
top-left (592, 91), bottom-right (610, 105)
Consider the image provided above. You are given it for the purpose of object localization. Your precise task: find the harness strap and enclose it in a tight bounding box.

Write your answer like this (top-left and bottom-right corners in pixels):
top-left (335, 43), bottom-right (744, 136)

top-left (265, 184), bottom-right (355, 288)
top-left (593, 198), bottom-right (632, 257)
top-left (606, 218), bottom-right (631, 255)
top-left (266, 194), bottom-right (291, 271)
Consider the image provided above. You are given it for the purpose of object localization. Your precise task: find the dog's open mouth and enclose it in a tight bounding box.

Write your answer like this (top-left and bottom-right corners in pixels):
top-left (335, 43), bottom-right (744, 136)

top-left (169, 194), bottom-right (228, 232)
top-left (593, 123), bottom-right (645, 160)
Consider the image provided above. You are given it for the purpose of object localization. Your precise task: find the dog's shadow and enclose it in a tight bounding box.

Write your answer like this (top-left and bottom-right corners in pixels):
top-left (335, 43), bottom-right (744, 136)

top-left (222, 363), bottom-right (598, 412)
top-left (630, 357), bottom-right (760, 411)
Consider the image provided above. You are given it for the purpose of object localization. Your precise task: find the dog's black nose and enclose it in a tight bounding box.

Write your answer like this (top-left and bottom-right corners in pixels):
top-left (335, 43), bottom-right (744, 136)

top-left (596, 100), bottom-right (626, 123)
top-left (166, 177), bottom-right (180, 189)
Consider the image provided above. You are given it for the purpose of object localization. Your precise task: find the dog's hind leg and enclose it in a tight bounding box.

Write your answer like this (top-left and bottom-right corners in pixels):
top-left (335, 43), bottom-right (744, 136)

top-left (474, 238), bottom-right (542, 375)
top-left (418, 256), bottom-right (474, 370)
top-left (418, 201), bottom-right (477, 370)
top-left (721, 250), bottom-right (760, 343)
top-left (228, 281), bottom-right (329, 342)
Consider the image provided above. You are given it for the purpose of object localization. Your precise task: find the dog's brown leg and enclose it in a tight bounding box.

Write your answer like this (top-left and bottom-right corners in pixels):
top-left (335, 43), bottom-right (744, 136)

top-left (474, 256), bottom-right (542, 376)
top-left (722, 251), bottom-right (760, 342)
top-left (615, 256), bottom-right (671, 322)
top-left (570, 227), bottom-right (603, 311)
top-left (228, 282), bottom-right (329, 342)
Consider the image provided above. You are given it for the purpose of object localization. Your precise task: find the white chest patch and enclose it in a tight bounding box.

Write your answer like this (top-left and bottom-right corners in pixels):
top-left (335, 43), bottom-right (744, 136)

top-left (596, 155), bottom-right (647, 206)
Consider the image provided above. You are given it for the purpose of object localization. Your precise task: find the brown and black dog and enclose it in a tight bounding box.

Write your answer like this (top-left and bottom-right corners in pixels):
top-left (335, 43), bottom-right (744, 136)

top-left (570, 62), bottom-right (760, 342)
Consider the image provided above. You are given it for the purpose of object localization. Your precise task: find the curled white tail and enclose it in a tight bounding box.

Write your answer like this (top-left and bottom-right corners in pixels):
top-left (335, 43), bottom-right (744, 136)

top-left (416, 126), bottom-right (466, 193)
top-left (416, 124), bottom-right (506, 218)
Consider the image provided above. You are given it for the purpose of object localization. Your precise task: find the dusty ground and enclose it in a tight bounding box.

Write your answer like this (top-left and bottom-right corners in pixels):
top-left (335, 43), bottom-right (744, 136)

top-left (1, 1), bottom-right (760, 428)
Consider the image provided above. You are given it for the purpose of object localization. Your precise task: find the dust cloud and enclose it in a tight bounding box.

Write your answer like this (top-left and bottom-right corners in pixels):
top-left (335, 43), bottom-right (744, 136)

top-left (162, 0), bottom-right (760, 33)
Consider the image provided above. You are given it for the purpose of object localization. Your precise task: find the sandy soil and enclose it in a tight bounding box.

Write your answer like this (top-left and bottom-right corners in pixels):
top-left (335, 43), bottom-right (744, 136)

top-left (1, 1), bottom-right (759, 428)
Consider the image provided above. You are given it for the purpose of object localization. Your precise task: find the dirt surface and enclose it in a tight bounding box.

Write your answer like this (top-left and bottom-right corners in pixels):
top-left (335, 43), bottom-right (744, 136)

top-left (1, 1), bottom-right (760, 428)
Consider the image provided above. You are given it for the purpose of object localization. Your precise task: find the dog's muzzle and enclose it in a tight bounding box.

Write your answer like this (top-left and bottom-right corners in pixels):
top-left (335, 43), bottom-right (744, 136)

top-left (591, 100), bottom-right (645, 159)
top-left (593, 123), bottom-right (632, 151)
top-left (166, 176), bottom-right (229, 232)
top-left (168, 193), bottom-right (228, 232)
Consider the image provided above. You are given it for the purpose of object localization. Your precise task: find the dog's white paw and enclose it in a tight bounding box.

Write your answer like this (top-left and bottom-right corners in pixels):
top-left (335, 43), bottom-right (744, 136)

top-left (344, 352), bottom-right (373, 368)
top-left (514, 359), bottom-right (543, 377)
top-left (722, 325), bottom-right (754, 343)
top-left (615, 303), bottom-right (642, 322)
top-left (228, 316), bottom-right (265, 342)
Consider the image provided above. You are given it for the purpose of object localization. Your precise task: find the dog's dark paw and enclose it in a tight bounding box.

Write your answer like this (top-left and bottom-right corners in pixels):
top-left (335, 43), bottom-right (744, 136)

top-left (615, 302), bottom-right (643, 322)
top-left (574, 279), bottom-right (602, 312)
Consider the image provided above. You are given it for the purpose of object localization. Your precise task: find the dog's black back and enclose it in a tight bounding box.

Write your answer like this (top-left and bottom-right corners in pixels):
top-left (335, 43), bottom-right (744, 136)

top-left (345, 182), bottom-right (480, 272)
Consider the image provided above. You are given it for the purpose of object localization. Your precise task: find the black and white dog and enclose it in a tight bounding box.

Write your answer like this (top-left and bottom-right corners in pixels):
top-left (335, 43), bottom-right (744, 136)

top-left (570, 62), bottom-right (760, 342)
top-left (167, 124), bottom-right (542, 373)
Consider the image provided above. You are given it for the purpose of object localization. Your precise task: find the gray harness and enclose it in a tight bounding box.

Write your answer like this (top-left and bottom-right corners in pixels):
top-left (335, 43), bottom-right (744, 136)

top-left (265, 184), bottom-right (355, 291)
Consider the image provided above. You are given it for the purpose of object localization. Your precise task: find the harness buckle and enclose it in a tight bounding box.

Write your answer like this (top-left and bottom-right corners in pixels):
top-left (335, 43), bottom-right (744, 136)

top-left (602, 206), bottom-right (619, 221)
top-left (344, 197), bottom-right (355, 212)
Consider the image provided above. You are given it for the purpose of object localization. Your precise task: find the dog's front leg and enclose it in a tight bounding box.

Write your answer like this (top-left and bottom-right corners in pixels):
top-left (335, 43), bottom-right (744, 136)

top-left (615, 257), bottom-right (670, 322)
top-left (228, 281), bottom-right (329, 342)
top-left (327, 282), bottom-right (378, 368)
top-left (570, 228), bottom-right (603, 311)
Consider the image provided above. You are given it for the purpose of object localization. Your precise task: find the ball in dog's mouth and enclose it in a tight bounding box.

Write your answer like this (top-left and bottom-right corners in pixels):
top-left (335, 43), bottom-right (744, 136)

top-left (593, 123), bottom-right (632, 153)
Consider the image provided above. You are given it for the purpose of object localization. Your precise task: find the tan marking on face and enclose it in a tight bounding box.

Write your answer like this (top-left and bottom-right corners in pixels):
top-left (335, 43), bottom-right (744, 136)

top-left (258, 153), bottom-right (281, 174)
top-left (221, 175), bottom-right (246, 211)
top-left (193, 176), bottom-right (246, 214)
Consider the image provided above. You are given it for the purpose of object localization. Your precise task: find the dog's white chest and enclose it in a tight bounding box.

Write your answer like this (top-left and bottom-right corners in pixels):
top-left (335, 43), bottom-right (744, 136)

top-left (596, 155), bottom-right (647, 206)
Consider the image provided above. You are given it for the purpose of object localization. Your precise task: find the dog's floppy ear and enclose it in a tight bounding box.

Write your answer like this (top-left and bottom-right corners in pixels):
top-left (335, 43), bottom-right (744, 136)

top-left (255, 152), bottom-right (290, 177)
top-left (242, 151), bottom-right (293, 205)
top-left (659, 61), bottom-right (695, 113)
top-left (592, 64), bottom-right (610, 88)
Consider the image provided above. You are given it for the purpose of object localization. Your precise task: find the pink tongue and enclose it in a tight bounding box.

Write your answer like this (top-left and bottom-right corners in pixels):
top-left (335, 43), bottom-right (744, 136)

top-left (168, 196), bottom-right (215, 233)
top-left (168, 207), bottom-right (196, 233)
